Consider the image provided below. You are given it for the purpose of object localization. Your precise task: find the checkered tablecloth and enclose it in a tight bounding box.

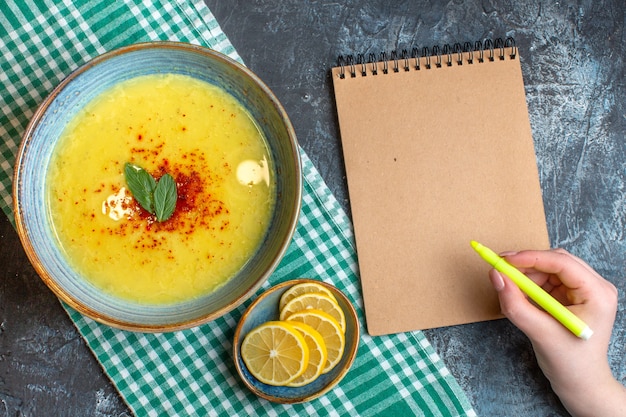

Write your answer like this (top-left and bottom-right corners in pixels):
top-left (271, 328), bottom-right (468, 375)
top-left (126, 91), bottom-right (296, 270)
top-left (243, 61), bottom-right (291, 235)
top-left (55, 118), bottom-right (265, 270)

top-left (0, 1), bottom-right (476, 416)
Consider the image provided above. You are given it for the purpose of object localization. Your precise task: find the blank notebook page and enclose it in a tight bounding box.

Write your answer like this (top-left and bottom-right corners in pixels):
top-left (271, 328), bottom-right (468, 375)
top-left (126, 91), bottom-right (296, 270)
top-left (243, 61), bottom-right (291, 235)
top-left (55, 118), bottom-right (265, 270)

top-left (331, 41), bottom-right (549, 336)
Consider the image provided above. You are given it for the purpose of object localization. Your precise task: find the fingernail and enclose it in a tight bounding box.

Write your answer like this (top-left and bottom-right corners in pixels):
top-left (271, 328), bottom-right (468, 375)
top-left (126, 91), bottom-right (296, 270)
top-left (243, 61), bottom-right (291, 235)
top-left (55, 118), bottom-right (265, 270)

top-left (499, 251), bottom-right (518, 257)
top-left (489, 270), bottom-right (505, 291)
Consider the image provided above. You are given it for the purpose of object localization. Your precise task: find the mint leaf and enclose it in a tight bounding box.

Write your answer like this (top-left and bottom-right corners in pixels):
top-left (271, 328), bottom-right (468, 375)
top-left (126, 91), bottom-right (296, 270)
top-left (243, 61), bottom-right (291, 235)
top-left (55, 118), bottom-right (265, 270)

top-left (154, 173), bottom-right (177, 222)
top-left (123, 163), bottom-right (178, 222)
top-left (124, 163), bottom-right (156, 213)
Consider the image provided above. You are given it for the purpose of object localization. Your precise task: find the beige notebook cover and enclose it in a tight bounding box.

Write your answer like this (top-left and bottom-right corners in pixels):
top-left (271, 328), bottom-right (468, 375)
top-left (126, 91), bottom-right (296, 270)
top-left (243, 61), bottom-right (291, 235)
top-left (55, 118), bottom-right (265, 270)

top-left (331, 40), bottom-right (550, 336)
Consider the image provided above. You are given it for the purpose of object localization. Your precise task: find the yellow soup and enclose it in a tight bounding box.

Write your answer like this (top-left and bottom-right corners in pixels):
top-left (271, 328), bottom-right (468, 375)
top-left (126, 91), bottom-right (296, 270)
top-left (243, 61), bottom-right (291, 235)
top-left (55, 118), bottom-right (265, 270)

top-left (47, 74), bottom-right (275, 304)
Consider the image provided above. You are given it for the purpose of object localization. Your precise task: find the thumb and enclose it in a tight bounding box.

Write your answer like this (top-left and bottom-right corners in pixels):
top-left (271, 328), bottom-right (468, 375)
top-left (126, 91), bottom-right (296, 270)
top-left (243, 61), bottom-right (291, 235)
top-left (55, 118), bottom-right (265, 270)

top-left (489, 269), bottom-right (564, 340)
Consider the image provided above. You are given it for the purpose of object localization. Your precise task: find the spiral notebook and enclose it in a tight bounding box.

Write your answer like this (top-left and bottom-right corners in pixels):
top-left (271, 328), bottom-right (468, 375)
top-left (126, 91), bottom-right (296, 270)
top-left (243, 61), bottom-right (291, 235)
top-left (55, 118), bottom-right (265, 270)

top-left (331, 39), bottom-right (550, 336)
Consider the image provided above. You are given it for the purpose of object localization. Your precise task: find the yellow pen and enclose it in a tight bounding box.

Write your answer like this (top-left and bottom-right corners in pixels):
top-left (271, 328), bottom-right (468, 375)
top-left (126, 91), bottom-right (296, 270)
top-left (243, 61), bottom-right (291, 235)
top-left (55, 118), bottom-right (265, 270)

top-left (470, 240), bottom-right (593, 340)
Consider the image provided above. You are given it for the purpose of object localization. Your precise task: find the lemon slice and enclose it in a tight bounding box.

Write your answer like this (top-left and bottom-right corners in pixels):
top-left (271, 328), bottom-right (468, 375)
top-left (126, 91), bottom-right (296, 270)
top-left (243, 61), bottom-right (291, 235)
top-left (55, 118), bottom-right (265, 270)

top-left (279, 292), bottom-right (346, 333)
top-left (286, 309), bottom-right (345, 374)
top-left (279, 282), bottom-right (338, 311)
top-left (285, 321), bottom-right (328, 387)
top-left (240, 321), bottom-right (310, 386)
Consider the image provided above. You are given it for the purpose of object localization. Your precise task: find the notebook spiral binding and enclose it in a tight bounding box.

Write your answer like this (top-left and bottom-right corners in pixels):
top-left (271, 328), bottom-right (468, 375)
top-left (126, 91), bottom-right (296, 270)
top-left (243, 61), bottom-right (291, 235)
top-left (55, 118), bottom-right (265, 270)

top-left (337, 37), bottom-right (517, 79)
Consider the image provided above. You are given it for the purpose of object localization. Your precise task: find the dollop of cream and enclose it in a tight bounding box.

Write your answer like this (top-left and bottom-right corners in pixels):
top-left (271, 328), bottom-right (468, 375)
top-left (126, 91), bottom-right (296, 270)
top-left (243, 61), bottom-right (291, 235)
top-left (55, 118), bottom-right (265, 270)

top-left (236, 156), bottom-right (270, 186)
top-left (102, 187), bottom-right (133, 221)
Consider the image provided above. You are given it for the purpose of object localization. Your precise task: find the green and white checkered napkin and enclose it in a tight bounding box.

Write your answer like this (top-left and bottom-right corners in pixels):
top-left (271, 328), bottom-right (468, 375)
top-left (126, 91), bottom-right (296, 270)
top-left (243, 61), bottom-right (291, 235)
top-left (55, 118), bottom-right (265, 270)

top-left (0, 1), bottom-right (477, 416)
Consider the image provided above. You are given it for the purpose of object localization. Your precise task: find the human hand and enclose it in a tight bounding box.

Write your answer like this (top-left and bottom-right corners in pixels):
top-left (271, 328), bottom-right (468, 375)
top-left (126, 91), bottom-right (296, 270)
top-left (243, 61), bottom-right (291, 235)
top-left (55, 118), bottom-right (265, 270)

top-left (488, 248), bottom-right (625, 417)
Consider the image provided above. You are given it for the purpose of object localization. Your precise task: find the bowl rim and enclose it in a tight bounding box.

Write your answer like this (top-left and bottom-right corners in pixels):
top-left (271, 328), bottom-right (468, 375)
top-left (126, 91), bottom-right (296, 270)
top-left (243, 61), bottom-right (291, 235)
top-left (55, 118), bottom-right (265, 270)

top-left (12, 41), bottom-right (302, 332)
top-left (232, 278), bottom-right (360, 403)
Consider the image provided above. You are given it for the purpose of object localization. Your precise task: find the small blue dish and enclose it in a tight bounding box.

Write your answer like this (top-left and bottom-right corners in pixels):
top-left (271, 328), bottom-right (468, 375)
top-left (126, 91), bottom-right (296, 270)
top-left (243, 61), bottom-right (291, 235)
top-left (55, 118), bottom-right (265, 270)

top-left (233, 279), bottom-right (360, 403)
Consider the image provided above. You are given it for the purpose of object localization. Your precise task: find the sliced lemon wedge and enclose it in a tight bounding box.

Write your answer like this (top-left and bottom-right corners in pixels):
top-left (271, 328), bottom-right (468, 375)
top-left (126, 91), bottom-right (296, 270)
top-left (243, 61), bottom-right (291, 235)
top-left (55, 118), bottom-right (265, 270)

top-left (240, 321), bottom-right (310, 386)
top-left (279, 282), bottom-right (338, 311)
top-left (279, 292), bottom-right (346, 333)
top-left (286, 309), bottom-right (345, 374)
top-left (285, 321), bottom-right (328, 387)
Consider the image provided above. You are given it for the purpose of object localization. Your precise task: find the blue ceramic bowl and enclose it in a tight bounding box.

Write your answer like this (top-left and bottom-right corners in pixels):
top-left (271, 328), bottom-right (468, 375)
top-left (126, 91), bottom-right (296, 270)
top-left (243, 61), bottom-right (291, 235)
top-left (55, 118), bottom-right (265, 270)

top-left (13, 42), bottom-right (302, 332)
top-left (233, 279), bottom-right (360, 403)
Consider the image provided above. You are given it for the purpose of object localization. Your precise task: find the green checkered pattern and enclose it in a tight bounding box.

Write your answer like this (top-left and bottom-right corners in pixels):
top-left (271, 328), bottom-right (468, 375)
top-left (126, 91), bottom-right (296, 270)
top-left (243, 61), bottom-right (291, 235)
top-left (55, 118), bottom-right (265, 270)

top-left (0, 1), bottom-right (477, 416)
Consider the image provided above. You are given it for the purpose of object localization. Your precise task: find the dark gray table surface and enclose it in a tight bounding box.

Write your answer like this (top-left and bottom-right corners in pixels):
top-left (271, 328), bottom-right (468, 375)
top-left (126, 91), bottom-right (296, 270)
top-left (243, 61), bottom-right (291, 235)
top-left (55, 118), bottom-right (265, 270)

top-left (1, 1), bottom-right (624, 416)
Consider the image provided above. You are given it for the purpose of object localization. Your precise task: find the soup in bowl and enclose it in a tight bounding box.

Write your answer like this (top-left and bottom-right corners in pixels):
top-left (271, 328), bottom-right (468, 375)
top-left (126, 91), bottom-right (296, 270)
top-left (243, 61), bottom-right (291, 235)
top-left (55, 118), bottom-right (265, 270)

top-left (13, 42), bottom-right (301, 332)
